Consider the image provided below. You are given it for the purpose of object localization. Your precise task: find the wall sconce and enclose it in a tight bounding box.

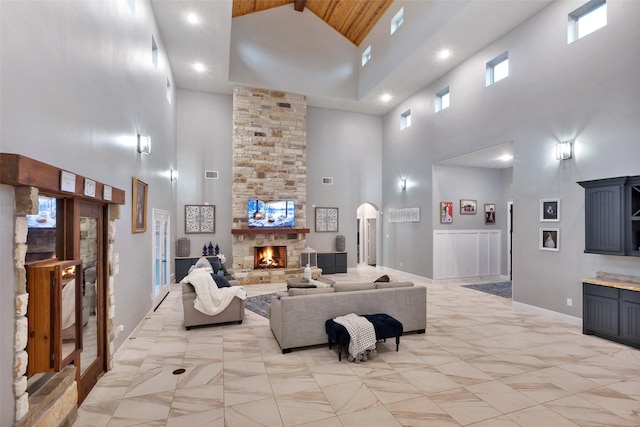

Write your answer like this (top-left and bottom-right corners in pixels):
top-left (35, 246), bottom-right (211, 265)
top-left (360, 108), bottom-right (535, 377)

top-left (170, 169), bottom-right (178, 182)
top-left (400, 179), bottom-right (407, 191)
top-left (556, 140), bottom-right (572, 160)
top-left (137, 134), bottom-right (151, 154)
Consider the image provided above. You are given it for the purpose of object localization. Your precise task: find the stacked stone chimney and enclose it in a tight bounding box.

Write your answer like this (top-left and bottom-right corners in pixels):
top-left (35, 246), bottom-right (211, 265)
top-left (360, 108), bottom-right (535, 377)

top-left (231, 87), bottom-right (308, 284)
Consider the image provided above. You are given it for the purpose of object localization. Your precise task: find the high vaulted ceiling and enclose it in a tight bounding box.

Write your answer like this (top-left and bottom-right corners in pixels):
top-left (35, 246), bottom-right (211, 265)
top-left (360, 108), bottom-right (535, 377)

top-left (150, 0), bottom-right (554, 116)
top-left (231, 0), bottom-right (395, 46)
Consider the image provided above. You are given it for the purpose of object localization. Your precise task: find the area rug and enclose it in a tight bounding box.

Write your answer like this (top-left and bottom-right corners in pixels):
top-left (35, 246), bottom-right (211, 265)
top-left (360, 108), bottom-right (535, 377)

top-left (244, 293), bottom-right (277, 318)
top-left (461, 282), bottom-right (512, 298)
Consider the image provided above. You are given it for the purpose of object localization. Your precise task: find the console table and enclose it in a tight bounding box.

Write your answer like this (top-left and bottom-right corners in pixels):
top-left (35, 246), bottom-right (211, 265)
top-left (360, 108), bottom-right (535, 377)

top-left (317, 252), bottom-right (347, 274)
top-left (583, 278), bottom-right (640, 349)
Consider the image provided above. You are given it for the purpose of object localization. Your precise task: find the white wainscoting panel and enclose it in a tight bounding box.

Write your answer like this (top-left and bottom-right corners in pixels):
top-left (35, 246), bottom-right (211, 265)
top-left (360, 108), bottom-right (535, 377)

top-left (433, 230), bottom-right (501, 279)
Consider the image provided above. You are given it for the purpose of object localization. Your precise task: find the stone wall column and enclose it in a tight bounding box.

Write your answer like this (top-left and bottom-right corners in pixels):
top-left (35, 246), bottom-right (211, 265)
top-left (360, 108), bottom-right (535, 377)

top-left (13, 186), bottom-right (38, 422)
top-left (231, 86), bottom-right (308, 281)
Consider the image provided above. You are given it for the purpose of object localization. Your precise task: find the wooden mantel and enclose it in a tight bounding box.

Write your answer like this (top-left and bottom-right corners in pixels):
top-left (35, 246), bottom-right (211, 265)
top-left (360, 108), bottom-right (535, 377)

top-left (231, 227), bottom-right (310, 235)
top-left (0, 153), bottom-right (125, 204)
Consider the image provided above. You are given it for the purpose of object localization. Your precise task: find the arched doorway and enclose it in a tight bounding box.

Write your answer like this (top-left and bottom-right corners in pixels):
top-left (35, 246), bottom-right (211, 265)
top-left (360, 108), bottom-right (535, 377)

top-left (357, 203), bottom-right (379, 266)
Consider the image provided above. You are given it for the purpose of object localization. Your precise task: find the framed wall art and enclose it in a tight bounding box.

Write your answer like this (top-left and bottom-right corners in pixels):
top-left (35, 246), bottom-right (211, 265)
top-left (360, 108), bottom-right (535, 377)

top-left (185, 204), bottom-right (215, 234)
top-left (540, 199), bottom-right (560, 222)
top-left (315, 207), bottom-right (339, 232)
top-left (389, 207), bottom-right (421, 223)
top-left (460, 199), bottom-right (477, 214)
top-left (440, 202), bottom-right (453, 224)
top-left (132, 177), bottom-right (148, 233)
top-left (484, 203), bottom-right (496, 224)
top-left (540, 227), bottom-right (560, 251)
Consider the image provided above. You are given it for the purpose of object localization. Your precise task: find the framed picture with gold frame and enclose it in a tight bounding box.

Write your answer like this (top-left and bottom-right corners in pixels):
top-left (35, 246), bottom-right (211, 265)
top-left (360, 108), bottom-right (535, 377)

top-left (460, 199), bottom-right (477, 214)
top-left (132, 177), bottom-right (148, 233)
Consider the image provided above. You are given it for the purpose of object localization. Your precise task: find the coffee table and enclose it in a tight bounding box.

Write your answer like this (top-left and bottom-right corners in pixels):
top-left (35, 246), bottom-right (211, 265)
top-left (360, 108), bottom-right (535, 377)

top-left (287, 276), bottom-right (335, 288)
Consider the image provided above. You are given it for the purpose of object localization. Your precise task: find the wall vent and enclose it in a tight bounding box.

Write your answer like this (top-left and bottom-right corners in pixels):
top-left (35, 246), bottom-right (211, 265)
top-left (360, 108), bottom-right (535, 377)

top-left (322, 177), bottom-right (334, 185)
top-left (254, 131), bottom-right (266, 137)
top-left (277, 102), bottom-right (291, 108)
top-left (205, 170), bottom-right (219, 180)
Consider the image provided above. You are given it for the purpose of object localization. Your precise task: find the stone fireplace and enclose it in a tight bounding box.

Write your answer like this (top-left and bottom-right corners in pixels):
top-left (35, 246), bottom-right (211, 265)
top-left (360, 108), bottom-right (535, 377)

top-left (254, 245), bottom-right (287, 269)
top-left (231, 87), bottom-right (309, 284)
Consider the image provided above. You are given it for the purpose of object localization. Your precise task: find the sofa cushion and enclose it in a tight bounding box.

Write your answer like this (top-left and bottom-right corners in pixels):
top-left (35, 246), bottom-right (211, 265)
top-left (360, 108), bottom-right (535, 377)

top-left (374, 274), bottom-right (390, 283)
top-left (288, 287), bottom-right (336, 296)
top-left (376, 281), bottom-right (414, 289)
top-left (333, 282), bottom-right (376, 292)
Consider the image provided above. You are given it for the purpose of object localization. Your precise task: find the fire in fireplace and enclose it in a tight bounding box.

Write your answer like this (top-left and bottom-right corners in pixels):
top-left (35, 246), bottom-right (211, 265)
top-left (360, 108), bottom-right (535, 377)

top-left (254, 246), bottom-right (287, 269)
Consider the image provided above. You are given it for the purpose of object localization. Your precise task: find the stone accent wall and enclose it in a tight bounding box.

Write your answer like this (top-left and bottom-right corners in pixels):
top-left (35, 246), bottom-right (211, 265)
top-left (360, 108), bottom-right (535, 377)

top-left (10, 186), bottom-right (119, 425)
top-left (231, 87), bottom-right (307, 282)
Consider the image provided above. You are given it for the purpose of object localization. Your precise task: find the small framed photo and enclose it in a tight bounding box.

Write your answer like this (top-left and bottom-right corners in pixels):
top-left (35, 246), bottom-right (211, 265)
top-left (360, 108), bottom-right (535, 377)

top-left (83, 178), bottom-right (96, 197)
top-left (460, 199), bottom-right (477, 215)
top-left (484, 204), bottom-right (496, 224)
top-left (185, 204), bottom-right (215, 233)
top-left (540, 199), bottom-right (560, 222)
top-left (315, 207), bottom-right (339, 232)
top-left (440, 202), bottom-right (453, 224)
top-left (540, 228), bottom-right (559, 251)
top-left (132, 177), bottom-right (148, 233)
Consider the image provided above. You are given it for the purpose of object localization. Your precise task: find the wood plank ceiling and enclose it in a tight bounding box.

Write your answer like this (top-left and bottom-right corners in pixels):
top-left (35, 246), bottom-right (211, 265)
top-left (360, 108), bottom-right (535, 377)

top-left (232, 0), bottom-right (395, 46)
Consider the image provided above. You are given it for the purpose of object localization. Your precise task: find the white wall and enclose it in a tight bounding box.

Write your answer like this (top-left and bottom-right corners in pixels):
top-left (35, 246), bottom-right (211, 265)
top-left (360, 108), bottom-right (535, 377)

top-left (0, 187), bottom-right (15, 426)
top-left (306, 107), bottom-right (382, 266)
top-left (432, 164), bottom-right (509, 276)
top-left (357, 0), bottom-right (469, 98)
top-left (381, 0), bottom-right (640, 317)
top-left (176, 89), bottom-right (233, 258)
top-left (0, 0), bottom-right (177, 371)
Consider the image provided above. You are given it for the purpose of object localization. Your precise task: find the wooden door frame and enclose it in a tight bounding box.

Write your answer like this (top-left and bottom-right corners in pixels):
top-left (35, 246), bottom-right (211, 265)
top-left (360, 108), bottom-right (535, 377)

top-left (63, 199), bottom-right (108, 404)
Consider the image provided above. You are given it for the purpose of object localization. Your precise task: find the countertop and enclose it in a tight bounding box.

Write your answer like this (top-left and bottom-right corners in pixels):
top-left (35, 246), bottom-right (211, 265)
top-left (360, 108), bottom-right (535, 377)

top-left (583, 278), bottom-right (640, 292)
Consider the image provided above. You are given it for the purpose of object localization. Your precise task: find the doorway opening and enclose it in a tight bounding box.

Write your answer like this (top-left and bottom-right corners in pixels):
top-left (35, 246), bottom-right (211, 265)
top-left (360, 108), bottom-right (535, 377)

top-left (357, 203), bottom-right (379, 266)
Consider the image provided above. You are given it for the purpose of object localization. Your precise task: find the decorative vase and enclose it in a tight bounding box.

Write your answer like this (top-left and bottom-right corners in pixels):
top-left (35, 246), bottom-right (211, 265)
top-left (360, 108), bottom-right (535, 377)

top-left (336, 235), bottom-right (346, 252)
top-left (304, 263), bottom-right (312, 281)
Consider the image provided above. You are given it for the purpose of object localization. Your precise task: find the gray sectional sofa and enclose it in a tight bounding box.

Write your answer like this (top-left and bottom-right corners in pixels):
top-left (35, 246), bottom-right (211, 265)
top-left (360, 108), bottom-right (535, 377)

top-left (269, 281), bottom-right (427, 353)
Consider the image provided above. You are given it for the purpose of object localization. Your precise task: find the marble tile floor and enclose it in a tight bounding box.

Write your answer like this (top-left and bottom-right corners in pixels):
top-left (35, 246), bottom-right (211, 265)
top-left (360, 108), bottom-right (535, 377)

top-left (74, 266), bottom-right (640, 426)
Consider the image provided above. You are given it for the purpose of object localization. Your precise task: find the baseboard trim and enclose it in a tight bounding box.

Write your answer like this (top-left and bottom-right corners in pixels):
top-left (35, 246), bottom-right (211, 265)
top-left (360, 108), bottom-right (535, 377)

top-left (512, 301), bottom-right (582, 326)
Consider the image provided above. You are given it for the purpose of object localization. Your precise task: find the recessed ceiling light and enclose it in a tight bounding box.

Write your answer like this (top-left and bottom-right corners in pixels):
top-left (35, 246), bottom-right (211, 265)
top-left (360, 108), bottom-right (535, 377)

top-left (439, 49), bottom-right (451, 59)
top-left (193, 62), bottom-right (205, 72)
top-left (380, 93), bottom-right (392, 102)
top-left (186, 13), bottom-right (199, 24)
top-left (499, 154), bottom-right (513, 161)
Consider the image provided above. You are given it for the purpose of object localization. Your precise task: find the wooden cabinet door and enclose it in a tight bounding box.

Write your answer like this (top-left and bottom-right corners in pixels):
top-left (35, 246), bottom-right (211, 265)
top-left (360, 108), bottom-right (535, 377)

top-left (583, 180), bottom-right (625, 254)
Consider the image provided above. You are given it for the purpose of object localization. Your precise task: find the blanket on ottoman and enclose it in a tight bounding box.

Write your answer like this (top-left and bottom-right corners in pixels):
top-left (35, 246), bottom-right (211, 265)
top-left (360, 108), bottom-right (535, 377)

top-left (333, 313), bottom-right (377, 362)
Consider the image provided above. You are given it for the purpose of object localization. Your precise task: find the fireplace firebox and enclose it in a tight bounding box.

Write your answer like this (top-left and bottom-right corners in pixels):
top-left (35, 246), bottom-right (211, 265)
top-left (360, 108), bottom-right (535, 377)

top-left (254, 246), bottom-right (287, 269)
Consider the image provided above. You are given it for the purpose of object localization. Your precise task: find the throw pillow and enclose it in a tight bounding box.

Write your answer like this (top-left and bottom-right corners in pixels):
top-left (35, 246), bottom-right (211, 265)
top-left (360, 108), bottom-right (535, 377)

top-left (210, 273), bottom-right (231, 288)
top-left (374, 274), bottom-right (390, 283)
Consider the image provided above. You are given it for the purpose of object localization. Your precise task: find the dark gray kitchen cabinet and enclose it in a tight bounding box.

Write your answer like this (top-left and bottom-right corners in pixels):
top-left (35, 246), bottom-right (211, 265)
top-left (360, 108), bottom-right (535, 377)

top-left (578, 175), bottom-right (640, 256)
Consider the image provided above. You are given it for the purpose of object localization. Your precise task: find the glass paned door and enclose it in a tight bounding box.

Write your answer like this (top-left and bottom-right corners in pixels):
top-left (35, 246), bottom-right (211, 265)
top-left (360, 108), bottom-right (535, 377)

top-left (152, 209), bottom-right (171, 307)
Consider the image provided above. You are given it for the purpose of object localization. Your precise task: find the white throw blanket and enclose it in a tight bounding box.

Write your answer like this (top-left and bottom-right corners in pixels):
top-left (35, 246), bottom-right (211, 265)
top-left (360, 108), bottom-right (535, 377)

top-left (181, 268), bottom-right (246, 316)
top-left (333, 313), bottom-right (377, 362)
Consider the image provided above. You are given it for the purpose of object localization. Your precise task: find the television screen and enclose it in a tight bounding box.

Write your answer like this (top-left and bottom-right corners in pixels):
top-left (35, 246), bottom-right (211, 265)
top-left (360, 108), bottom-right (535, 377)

top-left (27, 196), bottom-right (57, 228)
top-left (248, 199), bottom-right (295, 228)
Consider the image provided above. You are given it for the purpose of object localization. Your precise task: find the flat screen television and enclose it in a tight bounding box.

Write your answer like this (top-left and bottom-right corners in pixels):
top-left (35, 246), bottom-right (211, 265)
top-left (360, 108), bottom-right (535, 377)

top-left (248, 199), bottom-right (295, 228)
top-left (27, 195), bottom-right (57, 229)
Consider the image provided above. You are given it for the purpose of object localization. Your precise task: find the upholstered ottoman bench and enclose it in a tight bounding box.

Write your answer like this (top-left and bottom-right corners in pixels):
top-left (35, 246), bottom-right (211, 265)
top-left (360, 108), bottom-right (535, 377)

top-left (325, 313), bottom-right (403, 361)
